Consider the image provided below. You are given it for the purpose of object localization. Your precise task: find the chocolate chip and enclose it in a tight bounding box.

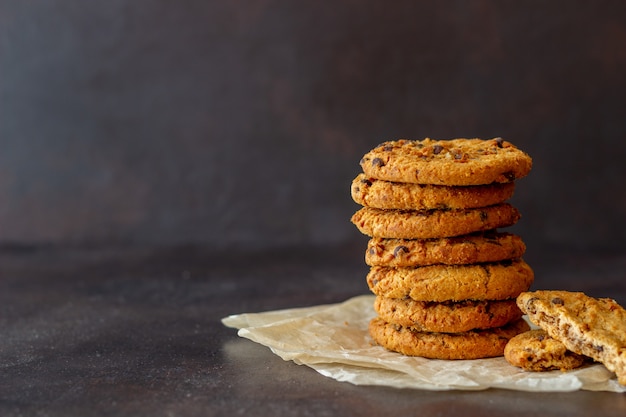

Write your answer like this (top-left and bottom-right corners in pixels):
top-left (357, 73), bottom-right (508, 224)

top-left (433, 144), bottom-right (443, 155)
top-left (453, 151), bottom-right (468, 161)
top-left (526, 297), bottom-right (539, 313)
top-left (594, 345), bottom-right (604, 352)
top-left (361, 178), bottom-right (372, 186)
top-left (479, 211), bottom-right (488, 221)
top-left (551, 297), bottom-right (564, 305)
top-left (393, 245), bottom-right (409, 257)
top-left (503, 171), bottom-right (516, 181)
top-left (383, 145), bottom-right (393, 151)
top-left (495, 137), bottom-right (504, 148)
top-left (372, 158), bottom-right (385, 167)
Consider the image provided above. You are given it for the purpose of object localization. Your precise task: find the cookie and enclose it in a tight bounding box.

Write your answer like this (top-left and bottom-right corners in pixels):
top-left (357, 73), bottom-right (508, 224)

top-left (365, 232), bottom-right (526, 267)
top-left (504, 329), bottom-right (589, 372)
top-left (367, 259), bottom-right (534, 302)
top-left (517, 290), bottom-right (626, 385)
top-left (351, 203), bottom-right (521, 239)
top-left (351, 173), bottom-right (516, 210)
top-left (360, 138), bottom-right (532, 186)
top-left (374, 297), bottom-right (522, 333)
top-left (369, 317), bottom-right (530, 360)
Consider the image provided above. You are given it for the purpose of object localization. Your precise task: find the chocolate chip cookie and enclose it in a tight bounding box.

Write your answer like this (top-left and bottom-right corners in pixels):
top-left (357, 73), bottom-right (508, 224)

top-left (351, 173), bottom-right (515, 210)
top-left (360, 138), bottom-right (532, 186)
top-left (369, 317), bottom-right (530, 360)
top-left (504, 329), bottom-right (589, 372)
top-left (374, 297), bottom-right (522, 333)
top-left (367, 259), bottom-right (534, 302)
top-left (351, 203), bottom-right (521, 239)
top-left (365, 232), bottom-right (526, 267)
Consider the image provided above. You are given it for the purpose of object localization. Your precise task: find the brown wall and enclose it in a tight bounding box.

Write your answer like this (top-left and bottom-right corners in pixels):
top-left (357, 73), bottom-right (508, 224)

top-left (1, 1), bottom-right (626, 257)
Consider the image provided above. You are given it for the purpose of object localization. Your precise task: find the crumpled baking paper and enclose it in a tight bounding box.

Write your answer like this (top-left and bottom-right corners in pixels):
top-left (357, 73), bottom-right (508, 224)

top-left (221, 295), bottom-right (626, 392)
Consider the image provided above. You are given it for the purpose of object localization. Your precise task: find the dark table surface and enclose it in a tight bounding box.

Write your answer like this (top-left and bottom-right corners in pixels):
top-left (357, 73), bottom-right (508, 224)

top-left (1, 243), bottom-right (625, 416)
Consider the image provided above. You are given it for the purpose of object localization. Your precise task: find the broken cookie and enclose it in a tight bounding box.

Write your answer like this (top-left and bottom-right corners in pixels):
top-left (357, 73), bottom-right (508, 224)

top-left (517, 290), bottom-right (626, 385)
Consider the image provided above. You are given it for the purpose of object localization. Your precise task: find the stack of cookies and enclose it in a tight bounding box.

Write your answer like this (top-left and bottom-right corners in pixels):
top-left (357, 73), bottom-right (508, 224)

top-left (350, 138), bottom-right (534, 360)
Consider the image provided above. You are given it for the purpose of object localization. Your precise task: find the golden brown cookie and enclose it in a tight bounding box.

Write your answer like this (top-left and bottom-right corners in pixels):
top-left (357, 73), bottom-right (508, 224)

top-left (360, 138), bottom-right (532, 186)
top-left (367, 259), bottom-right (534, 302)
top-left (351, 203), bottom-right (521, 239)
top-left (369, 317), bottom-right (530, 359)
top-left (504, 329), bottom-right (589, 372)
top-left (351, 173), bottom-right (516, 210)
top-left (517, 290), bottom-right (626, 385)
top-left (365, 232), bottom-right (526, 267)
top-left (374, 297), bottom-right (522, 333)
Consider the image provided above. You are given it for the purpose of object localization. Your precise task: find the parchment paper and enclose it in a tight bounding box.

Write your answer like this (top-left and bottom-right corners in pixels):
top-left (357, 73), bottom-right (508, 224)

top-left (221, 295), bottom-right (626, 392)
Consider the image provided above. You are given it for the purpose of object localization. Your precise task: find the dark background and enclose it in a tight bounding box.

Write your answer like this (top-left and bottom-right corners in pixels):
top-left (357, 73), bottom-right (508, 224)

top-left (2, 3), bottom-right (626, 414)
top-left (2, 1), bottom-right (626, 264)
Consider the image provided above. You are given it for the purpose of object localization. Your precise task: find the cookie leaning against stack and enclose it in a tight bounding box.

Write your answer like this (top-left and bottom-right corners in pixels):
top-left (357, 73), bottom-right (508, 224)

top-left (514, 290), bottom-right (626, 384)
top-left (350, 137), bottom-right (534, 359)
